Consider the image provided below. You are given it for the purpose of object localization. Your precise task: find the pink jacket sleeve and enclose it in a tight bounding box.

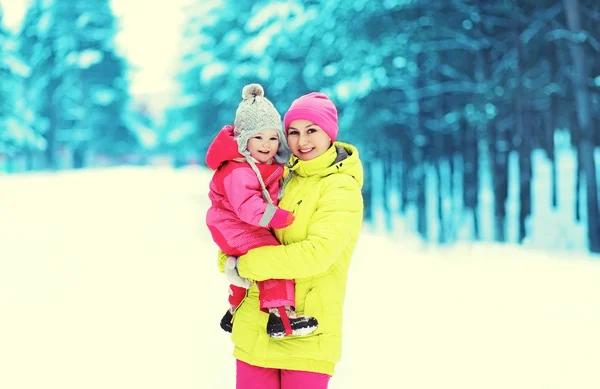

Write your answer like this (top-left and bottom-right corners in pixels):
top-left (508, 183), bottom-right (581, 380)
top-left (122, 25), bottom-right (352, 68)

top-left (222, 168), bottom-right (277, 227)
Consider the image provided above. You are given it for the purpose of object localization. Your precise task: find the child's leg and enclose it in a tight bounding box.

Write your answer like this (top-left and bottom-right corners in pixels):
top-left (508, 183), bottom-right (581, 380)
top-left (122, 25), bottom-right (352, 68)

top-left (229, 284), bottom-right (247, 308)
top-left (221, 285), bottom-right (247, 333)
top-left (258, 279), bottom-right (295, 312)
top-left (258, 279), bottom-right (318, 338)
top-left (281, 368), bottom-right (330, 389)
top-left (236, 359), bottom-right (280, 389)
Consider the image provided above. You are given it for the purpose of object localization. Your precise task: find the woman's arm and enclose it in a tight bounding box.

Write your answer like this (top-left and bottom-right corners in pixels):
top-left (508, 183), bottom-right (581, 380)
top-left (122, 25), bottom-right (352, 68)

top-left (236, 174), bottom-right (363, 281)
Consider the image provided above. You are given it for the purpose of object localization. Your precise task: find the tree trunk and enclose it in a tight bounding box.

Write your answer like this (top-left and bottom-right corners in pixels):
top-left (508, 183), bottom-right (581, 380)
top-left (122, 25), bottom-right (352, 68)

top-left (546, 42), bottom-right (559, 209)
top-left (570, 113), bottom-right (582, 222)
top-left (25, 149), bottom-right (35, 171)
top-left (415, 52), bottom-right (428, 240)
top-left (518, 113), bottom-right (533, 244)
top-left (400, 159), bottom-right (410, 214)
top-left (45, 78), bottom-right (61, 171)
top-left (382, 147), bottom-right (393, 232)
top-left (490, 118), bottom-right (509, 243)
top-left (448, 132), bottom-right (456, 196)
top-left (435, 161), bottom-right (446, 244)
top-left (72, 146), bottom-right (86, 169)
top-left (462, 117), bottom-right (480, 240)
top-left (513, 11), bottom-right (531, 244)
top-left (415, 163), bottom-right (427, 240)
top-left (564, 0), bottom-right (600, 253)
top-left (6, 154), bottom-right (14, 173)
top-left (399, 124), bottom-right (413, 215)
top-left (44, 122), bottom-right (57, 170)
top-left (434, 51), bottom-right (450, 244)
top-left (475, 45), bottom-right (504, 242)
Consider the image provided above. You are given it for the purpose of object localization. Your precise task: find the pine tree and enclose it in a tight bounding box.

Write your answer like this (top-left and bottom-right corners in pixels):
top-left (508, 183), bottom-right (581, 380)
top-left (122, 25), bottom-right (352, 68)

top-left (19, 0), bottom-right (135, 169)
top-left (1, 8), bottom-right (40, 171)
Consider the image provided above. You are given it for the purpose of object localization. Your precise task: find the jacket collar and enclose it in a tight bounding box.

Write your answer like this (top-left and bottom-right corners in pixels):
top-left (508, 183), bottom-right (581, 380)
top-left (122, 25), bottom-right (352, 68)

top-left (289, 144), bottom-right (338, 177)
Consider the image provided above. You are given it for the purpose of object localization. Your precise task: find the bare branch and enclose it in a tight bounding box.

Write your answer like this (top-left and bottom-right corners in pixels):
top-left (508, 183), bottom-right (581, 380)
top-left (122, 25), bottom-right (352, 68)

top-left (439, 64), bottom-right (474, 83)
top-left (546, 28), bottom-right (600, 51)
top-left (580, 5), bottom-right (600, 21)
top-left (489, 47), bottom-right (517, 83)
top-left (520, 3), bottom-right (563, 45)
top-left (413, 80), bottom-right (488, 99)
top-left (417, 39), bottom-right (484, 52)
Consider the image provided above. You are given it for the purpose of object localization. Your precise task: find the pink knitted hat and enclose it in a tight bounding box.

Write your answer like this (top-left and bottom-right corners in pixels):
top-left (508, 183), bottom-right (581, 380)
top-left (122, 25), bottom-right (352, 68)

top-left (283, 92), bottom-right (338, 142)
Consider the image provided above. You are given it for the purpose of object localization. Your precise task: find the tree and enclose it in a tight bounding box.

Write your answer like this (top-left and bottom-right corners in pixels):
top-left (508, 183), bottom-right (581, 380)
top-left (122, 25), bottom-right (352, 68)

top-left (19, 0), bottom-right (135, 169)
top-left (563, 0), bottom-right (600, 252)
top-left (1, 8), bottom-right (41, 171)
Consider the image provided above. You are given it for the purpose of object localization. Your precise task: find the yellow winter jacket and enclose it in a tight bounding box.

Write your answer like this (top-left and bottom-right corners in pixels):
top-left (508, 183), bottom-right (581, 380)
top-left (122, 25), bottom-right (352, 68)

top-left (219, 142), bottom-right (364, 376)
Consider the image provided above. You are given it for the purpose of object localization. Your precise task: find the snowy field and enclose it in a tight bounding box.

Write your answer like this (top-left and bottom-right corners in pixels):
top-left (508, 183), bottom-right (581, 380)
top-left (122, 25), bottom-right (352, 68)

top-left (1, 166), bottom-right (600, 389)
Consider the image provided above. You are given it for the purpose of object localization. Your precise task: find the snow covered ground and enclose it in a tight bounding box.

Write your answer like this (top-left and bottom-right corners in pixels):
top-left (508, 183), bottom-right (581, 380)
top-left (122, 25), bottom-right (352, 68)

top-left (1, 166), bottom-right (599, 389)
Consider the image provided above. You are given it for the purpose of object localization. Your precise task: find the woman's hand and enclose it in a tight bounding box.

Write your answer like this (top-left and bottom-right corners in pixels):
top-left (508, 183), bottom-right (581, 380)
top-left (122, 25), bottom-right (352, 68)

top-left (224, 256), bottom-right (253, 289)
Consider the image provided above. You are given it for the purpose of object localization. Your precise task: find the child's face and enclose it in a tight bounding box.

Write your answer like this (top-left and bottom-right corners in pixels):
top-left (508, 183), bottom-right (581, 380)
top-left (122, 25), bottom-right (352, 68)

top-left (286, 120), bottom-right (332, 161)
top-left (247, 129), bottom-right (280, 163)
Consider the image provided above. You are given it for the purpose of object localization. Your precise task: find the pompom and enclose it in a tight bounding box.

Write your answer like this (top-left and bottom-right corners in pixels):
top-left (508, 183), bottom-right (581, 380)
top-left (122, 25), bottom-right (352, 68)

top-left (242, 84), bottom-right (264, 99)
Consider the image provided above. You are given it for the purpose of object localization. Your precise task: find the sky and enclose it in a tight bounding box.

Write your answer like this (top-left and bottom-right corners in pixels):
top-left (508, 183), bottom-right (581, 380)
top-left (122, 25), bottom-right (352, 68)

top-left (1, 165), bottom-right (599, 389)
top-left (0, 0), bottom-right (191, 97)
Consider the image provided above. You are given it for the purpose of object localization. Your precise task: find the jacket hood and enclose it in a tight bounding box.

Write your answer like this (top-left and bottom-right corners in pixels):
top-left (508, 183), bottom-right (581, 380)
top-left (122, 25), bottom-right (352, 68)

top-left (289, 142), bottom-right (363, 188)
top-left (205, 125), bottom-right (244, 170)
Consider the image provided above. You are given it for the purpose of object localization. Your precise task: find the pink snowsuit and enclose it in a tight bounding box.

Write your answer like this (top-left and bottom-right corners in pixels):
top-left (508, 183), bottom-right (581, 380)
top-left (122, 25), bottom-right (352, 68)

top-left (205, 125), bottom-right (295, 311)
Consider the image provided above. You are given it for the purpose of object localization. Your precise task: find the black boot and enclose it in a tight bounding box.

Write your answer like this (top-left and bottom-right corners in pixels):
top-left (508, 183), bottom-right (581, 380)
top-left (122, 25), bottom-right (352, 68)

top-left (220, 310), bottom-right (233, 333)
top-left (266, 308), bottom-right (318, 338)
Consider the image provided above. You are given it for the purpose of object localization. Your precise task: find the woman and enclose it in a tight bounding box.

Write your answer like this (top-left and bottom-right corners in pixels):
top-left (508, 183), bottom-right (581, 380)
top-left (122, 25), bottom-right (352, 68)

top-left (219, 91), bottom-right (364, 389)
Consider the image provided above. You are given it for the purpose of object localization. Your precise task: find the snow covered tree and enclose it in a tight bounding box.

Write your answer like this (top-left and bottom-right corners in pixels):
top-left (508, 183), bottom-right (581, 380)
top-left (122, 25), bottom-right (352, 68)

top-left (18, 0), bottom-right (135, 169)
top-left (1, 8), bottom-right (42, 171)
top-left (18, 0), bottom-right (62, 169)
top-left (52, 0), bottom-right (134, 167)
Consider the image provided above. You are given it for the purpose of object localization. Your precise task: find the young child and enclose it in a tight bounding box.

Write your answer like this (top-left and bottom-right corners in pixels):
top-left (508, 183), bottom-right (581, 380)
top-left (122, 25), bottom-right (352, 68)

top-left (205, 84), bottom-right (318, 338)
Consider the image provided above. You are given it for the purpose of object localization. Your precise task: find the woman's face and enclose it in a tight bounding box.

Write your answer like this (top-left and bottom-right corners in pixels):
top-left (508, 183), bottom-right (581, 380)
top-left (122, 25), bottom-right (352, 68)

top-left (286, 120), bottom-right (332, 161)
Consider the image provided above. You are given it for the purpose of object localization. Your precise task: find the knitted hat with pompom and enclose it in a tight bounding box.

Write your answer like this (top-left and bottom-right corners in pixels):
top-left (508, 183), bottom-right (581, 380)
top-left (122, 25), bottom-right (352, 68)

top-left (233, 84), bottom-right (290, 165)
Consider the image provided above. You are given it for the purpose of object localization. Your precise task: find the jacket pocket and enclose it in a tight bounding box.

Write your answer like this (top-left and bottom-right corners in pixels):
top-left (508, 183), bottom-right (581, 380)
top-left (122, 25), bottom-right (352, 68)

top-left (300, 287), bottom-right (324, 336)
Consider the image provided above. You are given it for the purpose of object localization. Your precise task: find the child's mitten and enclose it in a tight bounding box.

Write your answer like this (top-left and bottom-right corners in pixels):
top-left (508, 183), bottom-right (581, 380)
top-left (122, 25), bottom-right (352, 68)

top-left (269, 208), bottom-right (295, 229)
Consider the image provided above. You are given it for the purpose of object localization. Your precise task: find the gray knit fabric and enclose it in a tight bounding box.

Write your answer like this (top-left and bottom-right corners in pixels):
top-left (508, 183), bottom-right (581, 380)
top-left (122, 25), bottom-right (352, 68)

top-left (233, 84), bottom-right (291, 165)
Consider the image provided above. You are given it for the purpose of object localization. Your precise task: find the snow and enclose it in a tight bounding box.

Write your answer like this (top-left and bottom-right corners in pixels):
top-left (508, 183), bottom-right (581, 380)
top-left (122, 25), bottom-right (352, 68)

top-left (200, 61), bottom-right (228, 83)
top-left (77, 49), bottom-right (104, 69)
top-left (92, 88), bottom-right (117, 106)
top-left (242, 2), bottom-right (315, 57)
top-left (1, 166), bottom-right (599, 389)
top-left (1, 117), bottom-right (46, 149)
top-left (3, 54), bottom-right (32, 78)
top-left (165, 122), bottom-right (194, 145)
